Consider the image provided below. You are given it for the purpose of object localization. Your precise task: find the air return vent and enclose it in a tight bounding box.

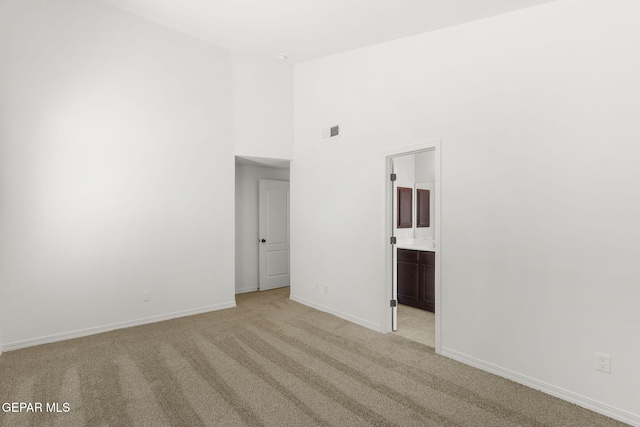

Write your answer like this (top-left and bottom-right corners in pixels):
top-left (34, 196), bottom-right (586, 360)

top-left (322, 124), bottom-right (340, 141)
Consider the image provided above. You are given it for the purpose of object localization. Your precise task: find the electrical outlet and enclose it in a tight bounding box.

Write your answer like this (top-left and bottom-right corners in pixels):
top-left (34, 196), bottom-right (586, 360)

top-left (595, 352), bottom-right (611, 373)
top-left (143, 291), bottom-right (150, 302)
top-left (324, 285), bottom-right (328, 295)
top-left (315, 282), bottom-right (320, 292)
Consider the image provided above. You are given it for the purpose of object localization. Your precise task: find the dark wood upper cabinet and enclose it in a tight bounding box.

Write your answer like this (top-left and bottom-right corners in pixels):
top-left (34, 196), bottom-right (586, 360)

top-left (397, 187), bottom-right (413, 228)
top-left (416, 189), bottom-right (430, 228)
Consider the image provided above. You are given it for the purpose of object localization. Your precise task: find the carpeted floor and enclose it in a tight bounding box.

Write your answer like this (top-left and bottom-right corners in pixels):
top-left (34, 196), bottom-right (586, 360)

top-left (0, 287), bottom-right (630, 426)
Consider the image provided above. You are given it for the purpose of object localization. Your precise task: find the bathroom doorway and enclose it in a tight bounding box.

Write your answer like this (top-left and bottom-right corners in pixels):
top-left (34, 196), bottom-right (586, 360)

top-left (384, 140), bottom-right (441, 352)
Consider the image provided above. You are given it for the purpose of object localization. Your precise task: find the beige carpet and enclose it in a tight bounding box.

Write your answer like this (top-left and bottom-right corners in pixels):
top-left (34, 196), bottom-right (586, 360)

top-left (0, 287), bottom-right (629, 426)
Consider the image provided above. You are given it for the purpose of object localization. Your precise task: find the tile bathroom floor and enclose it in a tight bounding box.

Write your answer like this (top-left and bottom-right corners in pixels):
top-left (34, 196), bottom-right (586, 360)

top-left (394, 304), bottom-right (435, 347)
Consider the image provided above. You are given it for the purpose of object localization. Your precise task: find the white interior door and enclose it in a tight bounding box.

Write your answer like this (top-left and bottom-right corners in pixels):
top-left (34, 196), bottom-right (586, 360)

top-left (259, 179), bottom-right (290, 291)
top-left (391, 158), bottom-right (398, 331)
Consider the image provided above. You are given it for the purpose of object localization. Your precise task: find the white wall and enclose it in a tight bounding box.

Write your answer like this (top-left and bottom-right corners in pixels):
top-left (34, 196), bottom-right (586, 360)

top-left (0, 0), bottom-right (236, 349)
top-left (414, 150), bottom-right (436, 240)
top-left (232, 52), bottom-right (294, 160)
top-left (414, 150), bottom-right (435, 183)
top-left (0, 303), bottom-right (3, 355)
top-left (235, 164), bottom-right (289, 293)
top-left (292, 0), bottom-right (640, 422)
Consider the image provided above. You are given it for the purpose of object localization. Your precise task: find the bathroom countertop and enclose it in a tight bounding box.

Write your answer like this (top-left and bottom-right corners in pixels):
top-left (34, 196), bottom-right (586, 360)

top-left (396, 239), bottom-right (436, 252)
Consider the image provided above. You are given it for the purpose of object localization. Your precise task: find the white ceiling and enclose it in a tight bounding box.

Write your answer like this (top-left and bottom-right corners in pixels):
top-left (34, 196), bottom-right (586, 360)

top-left (102, 0), bottom-right (555, 63)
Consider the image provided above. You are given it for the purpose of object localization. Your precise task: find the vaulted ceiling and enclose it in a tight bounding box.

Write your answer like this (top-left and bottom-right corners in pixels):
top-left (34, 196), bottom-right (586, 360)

top-left (102, 0), bottom-right (556, 62)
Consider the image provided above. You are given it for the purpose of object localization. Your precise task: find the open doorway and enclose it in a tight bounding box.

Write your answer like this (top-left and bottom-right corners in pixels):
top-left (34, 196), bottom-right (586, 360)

top-left (235, 156), bottom-right (290, 295)
top-left (384, 140), bottom-right (441, 352)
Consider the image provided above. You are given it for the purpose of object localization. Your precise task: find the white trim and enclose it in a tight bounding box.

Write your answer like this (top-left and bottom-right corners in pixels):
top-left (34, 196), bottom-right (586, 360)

top-left (290, 295), bottom-right (382, 333)
top-left (382, 139), bottom-right (442, 355)
top-left (382, 141), bottom-right (440, 157)
top-left (236, 285), bottom-right (259, 294)
top-left (441, 347), bottom-right (640, 427)
top-left (2, 301), bottom-right (237, 352)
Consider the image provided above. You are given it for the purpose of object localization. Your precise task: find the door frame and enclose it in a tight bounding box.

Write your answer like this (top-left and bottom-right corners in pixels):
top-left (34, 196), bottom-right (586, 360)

top-left (382, 139), bottom-right (442, 353)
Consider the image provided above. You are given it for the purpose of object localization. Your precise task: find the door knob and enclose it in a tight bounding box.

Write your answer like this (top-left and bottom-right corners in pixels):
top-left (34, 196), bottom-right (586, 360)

top-left (261, 239), bottom-right (266, 243)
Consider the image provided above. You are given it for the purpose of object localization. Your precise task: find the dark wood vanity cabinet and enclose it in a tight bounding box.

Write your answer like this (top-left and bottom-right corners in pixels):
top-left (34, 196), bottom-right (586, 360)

top-left (397, 249), bottom-right (435, 312)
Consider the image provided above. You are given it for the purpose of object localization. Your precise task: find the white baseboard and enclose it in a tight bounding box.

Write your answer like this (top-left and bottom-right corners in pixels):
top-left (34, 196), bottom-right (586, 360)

top-left (289, 295), bottom-right (382, 333)
top-left (1, 301), bottom-right (237, 353)
top-left (235, 285), bottom-right (259, 294)
top-left (440, 347), bottom-right (640, 427)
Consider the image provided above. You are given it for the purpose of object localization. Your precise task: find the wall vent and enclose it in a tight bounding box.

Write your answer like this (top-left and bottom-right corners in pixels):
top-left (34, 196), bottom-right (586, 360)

top-left (322, 124), bottom-right (340, 140)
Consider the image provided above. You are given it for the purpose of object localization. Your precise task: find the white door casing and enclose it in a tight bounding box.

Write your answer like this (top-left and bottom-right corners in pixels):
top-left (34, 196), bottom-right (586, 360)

top-left (383, 139), bottom-right (441, 353)
top-left (259, 179), bottom-right (290, 291)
